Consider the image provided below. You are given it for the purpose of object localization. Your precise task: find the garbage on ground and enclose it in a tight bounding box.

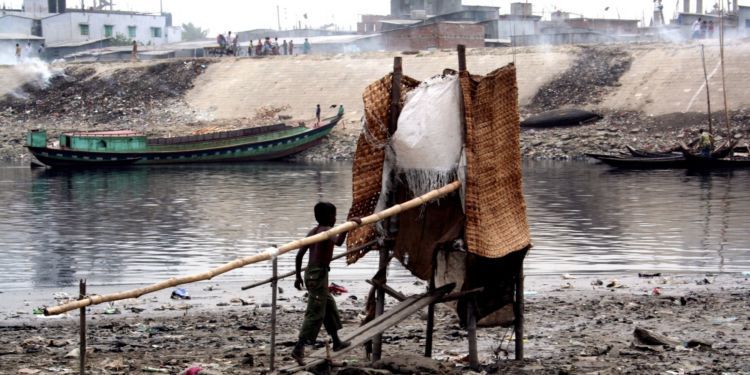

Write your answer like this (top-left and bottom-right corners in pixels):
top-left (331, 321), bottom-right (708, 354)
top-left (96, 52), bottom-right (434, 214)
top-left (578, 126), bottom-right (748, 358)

top-left (650, 287), bottom-right (661, 296)
top-left (32, 307), bottom-right (44, 315)
top-left (524, 290), bottom-right (539, 296)
top-left (328, 283), bottom-right (348, 296)
top-left (561, 273), bottom-right (576, 279)
top-left (696, 278), bottom-right (713, 285)
top-left (638, 272), bottom-right (662, 278)
top-left (711, 316), bottom-right (738, 325)
top-left (742, 271), bottom-right (750, 277)
top-left (103, 306), bottom-right (121, 315)
top-left (606, 279), bottom-right (627, 288)
top-left (171, 288), bottom-right (191, 300)
top-left (633, 327), bottom-right (679, 347)
top-left (591, 279), bottom-right (604, 286)
top-left (182, 366), bottom-right (203, 375)
top-left (143, 367), bottom-right (169, 373)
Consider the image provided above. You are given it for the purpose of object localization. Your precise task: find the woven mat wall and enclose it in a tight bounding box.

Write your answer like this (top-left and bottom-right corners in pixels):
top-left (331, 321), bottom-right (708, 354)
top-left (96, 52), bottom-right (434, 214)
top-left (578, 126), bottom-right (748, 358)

top-left (460, 64), bottom-right (531, 258)
top-left (346, 73), bottom-right (420, 264)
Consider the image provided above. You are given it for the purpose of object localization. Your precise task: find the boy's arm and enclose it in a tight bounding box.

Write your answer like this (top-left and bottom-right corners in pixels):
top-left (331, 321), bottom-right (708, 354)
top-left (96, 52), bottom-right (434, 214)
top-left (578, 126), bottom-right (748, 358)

top-left (294, 245), bottom-right (308, 290)
top-left (334, 217), bottom-right (362, 246)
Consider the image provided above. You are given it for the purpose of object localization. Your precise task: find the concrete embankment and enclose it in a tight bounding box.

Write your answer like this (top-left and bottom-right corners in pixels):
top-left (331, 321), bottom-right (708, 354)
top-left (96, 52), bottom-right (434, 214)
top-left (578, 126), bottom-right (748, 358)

top-left (2, 42), bottom-right (750, 161)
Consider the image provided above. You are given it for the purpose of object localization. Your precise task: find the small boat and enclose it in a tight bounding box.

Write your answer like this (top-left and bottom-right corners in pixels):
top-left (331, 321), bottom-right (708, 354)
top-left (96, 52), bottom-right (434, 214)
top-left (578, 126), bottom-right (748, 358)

top-left (521, 109), bottom-right (601, 128)
top-left (679, 143), bottom-right (750, 169)
top-left (26, 115), bottom-right (341, 168)
top-left (586, 153), bottom-right (686, 169)
top-left (625, 145), bottom-right (681, 158)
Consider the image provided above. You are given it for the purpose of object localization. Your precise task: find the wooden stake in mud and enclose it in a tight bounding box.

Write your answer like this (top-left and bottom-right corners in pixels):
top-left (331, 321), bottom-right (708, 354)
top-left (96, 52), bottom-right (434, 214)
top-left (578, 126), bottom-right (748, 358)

top-left (270, 256), bottom-right (278, 371)
top-left (700, 45), bottom-right (713, 136)
top-left (718, 5), bottom-right (732, 138)
top-left (79, 279), bottom-right (86, 375)
top-left (424, 250), bottom-right (438, 357)
top-left (467, 297), bottom-right (479, 370)
top-left (514, 268), bottom-right (525, 360)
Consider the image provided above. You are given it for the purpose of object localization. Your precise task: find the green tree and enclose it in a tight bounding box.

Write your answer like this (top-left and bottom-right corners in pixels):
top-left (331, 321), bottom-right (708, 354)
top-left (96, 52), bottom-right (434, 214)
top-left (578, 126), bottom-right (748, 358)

top-left (181, 23), bottom-right (209, 41)
top-left (110, 33), bottom-right (133, 46)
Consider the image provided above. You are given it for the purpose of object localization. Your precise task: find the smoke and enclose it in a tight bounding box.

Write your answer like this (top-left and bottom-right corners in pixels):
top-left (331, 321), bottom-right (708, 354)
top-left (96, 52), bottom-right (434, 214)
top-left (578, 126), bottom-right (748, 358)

top-left (0, 57), bottom-right (64, 100)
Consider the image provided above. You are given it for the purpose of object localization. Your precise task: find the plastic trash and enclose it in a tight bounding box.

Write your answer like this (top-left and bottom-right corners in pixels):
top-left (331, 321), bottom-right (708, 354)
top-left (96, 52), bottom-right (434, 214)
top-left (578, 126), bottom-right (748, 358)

top-left (651, 287), bottom-right (662, 296)
top-left (561, 273), bottom-right (576, 280)
top-left (171, 288), bottom-right (191, 300)
top-left (184, 367), bottom-right (203, 375)
top-left (742, 271), bottom-right (750, 277)
top-left (103, 307), bottom-right (121, 315)
top-left (328, 283), bottom-right (348, 296)
top-left (32, 307), bottom-right (45, 315)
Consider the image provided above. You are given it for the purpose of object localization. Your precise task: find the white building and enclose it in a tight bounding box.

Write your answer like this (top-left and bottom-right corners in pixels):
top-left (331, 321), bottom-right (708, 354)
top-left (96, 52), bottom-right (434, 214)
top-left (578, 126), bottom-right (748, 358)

top-left (740, 6), bottom-right (750, 36)
top-left (0, 0), bottom-right (180, 47)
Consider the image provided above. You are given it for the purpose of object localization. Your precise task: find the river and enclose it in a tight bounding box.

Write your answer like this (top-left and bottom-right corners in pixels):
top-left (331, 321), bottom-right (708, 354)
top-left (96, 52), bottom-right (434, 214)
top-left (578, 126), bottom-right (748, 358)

top-left (1, 161), bottom-right (749, 290)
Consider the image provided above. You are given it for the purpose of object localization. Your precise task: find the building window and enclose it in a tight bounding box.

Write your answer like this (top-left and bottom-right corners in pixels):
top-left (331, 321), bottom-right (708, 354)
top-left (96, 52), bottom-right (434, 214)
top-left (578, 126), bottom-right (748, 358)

top-left (746, 19), bottom-right (750, 28)
top-left (79, 23), bottom-right (89, 36)
top-left (150, 27), bottom-right (162, 38)
top-left (104, 25), bottom-right (114, 38)
top-left (128, 26), bottom-right (137, 38)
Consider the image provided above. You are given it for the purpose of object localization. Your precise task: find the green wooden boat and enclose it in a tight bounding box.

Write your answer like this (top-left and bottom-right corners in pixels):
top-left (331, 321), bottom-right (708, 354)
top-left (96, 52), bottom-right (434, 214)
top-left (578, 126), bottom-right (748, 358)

top-left (26, 115), bottom-right (341, 168)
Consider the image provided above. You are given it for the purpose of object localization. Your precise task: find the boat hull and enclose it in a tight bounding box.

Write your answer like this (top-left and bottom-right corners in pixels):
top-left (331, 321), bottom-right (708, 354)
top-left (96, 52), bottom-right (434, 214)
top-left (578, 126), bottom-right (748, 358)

top-left (27, 119), bottom-right (337, 168)
top-left (586, 153), bottom-right (686, 169)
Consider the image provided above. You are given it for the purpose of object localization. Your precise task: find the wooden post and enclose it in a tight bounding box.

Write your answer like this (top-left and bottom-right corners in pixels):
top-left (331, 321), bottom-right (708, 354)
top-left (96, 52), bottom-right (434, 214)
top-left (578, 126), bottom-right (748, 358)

top-left (424, 250), bottom-right (438, 357)
top-left (514, 268), bottom-right (525, 361)
top-left (457, 44), bottom-right (467, 72)
top-left (270, 256), bottom-right (278, 371)
top-left (373, 56), bottom-right (403, 362)
top-left (700, 44), bottom-right (713, 137)
top-left (79, 279), bottom-right (86, 375)
top-left (467, 297), bottom-right (478, 370)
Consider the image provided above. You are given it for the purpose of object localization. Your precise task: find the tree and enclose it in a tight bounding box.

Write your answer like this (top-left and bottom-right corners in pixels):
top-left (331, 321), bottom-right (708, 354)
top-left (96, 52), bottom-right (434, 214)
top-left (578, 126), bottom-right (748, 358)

top-left (110, 33), bottom-right (133, 46)
top-left (181, 23), bottom-right (209, 41)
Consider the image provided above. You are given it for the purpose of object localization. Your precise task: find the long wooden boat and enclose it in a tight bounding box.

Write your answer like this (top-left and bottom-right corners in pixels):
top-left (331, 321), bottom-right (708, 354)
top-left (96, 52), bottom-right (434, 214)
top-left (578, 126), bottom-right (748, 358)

top-left (625, 145), bottom-right (680, 158)
top-left (680, 146), bottom-right (750, 170)
top-left (586, 153), bottom-right (686, 169)
top-left (26, 115), bottom-right (341, 168)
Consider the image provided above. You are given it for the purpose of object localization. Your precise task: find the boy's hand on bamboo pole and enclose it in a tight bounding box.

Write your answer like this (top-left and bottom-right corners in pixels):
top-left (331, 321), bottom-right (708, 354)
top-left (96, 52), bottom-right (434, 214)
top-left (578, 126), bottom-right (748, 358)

top-left (350, 217), bottom-right (362, 225)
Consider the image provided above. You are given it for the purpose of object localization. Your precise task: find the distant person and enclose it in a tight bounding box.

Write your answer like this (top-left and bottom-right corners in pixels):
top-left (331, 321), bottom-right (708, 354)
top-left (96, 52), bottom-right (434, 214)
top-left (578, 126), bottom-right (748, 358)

top-left (692, 18), bottom-right (702, 39)
top-left (263, 37), bottom-right (273, 55)
top-left (232, 34), bottom-right (239, 56)
top-left (698, 128), bottom-right (714, 157)
top-left (315, 104), bottom-right (321, 126)
top-left (24, 42), bottom-right (32, 59)
top-left (255, 39), bottom-right (263, 56)
top-left (226, 31), bottom-right (233, 54)
top-left (283, 40), bottom-right (288, 55)
top-left (273, 37), bottom-right (280, 55)
top-left (708, 21), bottom-right (715, 38)
top-left (37, 43), bottom-right (45, 59)
top-left (289, 40), bottom-right (294, 55)
top-left (303, 38), bottom-right (311, 54)
top-left (131, 40), bottom-right (138, 61)
top-left (217, 33), bottom-right (227, 50)
top-left (15, 43), bottom-right (21, 62)
top-left (700, 20), bottom-right (708, 39)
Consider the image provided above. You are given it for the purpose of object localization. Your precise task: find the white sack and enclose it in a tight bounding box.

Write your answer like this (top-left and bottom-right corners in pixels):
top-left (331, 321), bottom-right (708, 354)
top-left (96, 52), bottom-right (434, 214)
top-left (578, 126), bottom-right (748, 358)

top-left (391, 74), bottom-right (463, 196)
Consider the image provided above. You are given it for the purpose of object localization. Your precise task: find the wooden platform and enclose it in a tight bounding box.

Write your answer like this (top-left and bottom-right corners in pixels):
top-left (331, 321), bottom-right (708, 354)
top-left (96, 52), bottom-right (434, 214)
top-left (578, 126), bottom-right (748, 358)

top-left (281, 283), bottom-right (455, 373)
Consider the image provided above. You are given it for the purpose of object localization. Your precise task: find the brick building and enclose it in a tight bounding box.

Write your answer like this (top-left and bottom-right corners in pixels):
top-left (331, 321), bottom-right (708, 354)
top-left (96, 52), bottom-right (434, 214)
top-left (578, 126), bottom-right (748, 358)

top-left (360, 21), bottom-right (484, 50)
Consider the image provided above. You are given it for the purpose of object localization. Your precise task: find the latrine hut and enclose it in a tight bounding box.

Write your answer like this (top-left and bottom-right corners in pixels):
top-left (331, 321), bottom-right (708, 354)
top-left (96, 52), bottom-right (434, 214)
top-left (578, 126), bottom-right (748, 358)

top-left (345, 47), bottom-right (532, 366)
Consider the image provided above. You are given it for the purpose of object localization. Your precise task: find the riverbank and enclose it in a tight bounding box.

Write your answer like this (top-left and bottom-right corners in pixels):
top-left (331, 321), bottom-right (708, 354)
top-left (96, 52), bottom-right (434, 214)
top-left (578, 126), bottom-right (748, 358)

top-left (3, 43), bottom-right (750, 163)
top-left (2, 273), bottom-right (748, 374)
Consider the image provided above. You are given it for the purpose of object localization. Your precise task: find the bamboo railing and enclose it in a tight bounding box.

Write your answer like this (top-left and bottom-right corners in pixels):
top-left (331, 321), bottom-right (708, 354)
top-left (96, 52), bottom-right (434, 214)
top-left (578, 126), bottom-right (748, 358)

top-left (44, 180), bottom-right (462, 316)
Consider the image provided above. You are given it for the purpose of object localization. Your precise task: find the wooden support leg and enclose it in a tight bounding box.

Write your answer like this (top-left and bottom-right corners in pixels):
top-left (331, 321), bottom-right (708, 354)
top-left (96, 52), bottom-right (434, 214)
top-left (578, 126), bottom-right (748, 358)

top-left (425, 249), bottom-right (438, 358)
top-left (372, 249), bottom-right (388, 362)
top-left (467, 297), bottom-right (479, 370)
top-left (79, 279), bottom-right (86, 375)
top-left (270, 256), bottom-right (278, 371)
top-left (514, 268), bottom-right (525, 361)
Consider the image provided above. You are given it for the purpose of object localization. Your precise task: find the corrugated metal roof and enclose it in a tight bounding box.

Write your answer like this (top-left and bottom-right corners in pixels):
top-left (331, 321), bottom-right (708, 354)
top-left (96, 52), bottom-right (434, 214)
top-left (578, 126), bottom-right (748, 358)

top-left (0, 33), bottom-right (44, 40)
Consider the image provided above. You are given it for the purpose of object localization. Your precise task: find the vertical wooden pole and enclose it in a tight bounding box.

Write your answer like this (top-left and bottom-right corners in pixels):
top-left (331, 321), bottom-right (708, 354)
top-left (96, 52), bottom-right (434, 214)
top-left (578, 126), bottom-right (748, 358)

top-left (718, 5), bottom-right (731, 139)
top-left (424, 250), bottom-right (438, 357)
top-left (373, 56), bottom-right (403, 363)
top-left (700, 44), bottom-right (713, 136)
top-left (467, 297), bottom-right (479, 370)
top-left (79, 279), bottom-right (86, 375)
top-left (457, 44), bottom-right (467, 72)
top-left (270, 256), bottom-right (278, 371)
top-left (514, 268), bottom-right (525, 361)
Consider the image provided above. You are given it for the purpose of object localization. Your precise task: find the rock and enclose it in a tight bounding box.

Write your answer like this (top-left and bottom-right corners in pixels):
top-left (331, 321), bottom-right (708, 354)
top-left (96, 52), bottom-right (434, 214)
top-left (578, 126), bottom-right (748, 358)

top-left (373, 353), bottom-right (446, 374)
top-left (633, 327), bottom-right (680, 347)
top-left (336, 368), bottom-right (392, 375)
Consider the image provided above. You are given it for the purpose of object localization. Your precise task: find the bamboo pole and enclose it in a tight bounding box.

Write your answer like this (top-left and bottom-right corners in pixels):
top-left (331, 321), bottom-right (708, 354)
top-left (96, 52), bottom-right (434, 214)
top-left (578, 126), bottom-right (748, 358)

top-left (270, 256), bottom-right (278, 371)
top-left (240, 239), bottom-right (377, 290)
top-left (700, 44), bottom-right (713, 137)
top-left (718, 5), bottom-right (731, 138)
top-left (45, 180), bottom-right (462, 316)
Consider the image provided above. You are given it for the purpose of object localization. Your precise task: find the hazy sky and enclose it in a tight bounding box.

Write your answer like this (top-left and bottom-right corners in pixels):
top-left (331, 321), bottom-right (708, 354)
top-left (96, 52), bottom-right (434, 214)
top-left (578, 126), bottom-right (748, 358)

top-left (6, 0), bottom-right (748, 34)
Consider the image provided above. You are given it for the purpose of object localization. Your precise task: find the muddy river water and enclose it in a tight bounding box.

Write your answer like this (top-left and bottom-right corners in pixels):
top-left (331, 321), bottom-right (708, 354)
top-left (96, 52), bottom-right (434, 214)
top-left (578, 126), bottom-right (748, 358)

top-left (1, 160), bottom-right (749, 290)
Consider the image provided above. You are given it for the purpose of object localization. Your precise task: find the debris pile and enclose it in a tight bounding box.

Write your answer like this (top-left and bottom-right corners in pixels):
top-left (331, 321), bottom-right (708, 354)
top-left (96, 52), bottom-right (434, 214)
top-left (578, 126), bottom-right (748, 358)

top-left (527, 46), bottom-right (633, 112)
top-left (1, 60), bottom-right (212, 123)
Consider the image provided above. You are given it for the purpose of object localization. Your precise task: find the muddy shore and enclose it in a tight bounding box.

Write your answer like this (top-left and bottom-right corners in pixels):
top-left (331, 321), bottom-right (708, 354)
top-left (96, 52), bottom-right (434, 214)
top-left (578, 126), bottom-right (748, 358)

top-left (2, 273), bottom-right (748, 374)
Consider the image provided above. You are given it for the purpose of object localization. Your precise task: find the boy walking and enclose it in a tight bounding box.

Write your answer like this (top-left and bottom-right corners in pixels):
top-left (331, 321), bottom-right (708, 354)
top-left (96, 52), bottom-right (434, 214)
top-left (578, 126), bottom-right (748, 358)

top-left (292, 202), bottom-right (360, 364)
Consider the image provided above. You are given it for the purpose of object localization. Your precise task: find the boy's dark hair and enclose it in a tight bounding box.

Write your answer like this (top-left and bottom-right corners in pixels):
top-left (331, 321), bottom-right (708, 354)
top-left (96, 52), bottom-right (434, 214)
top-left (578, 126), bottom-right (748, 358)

top-left (699, 128), bottom-right (705, 133)
top-left (314, 202), bottom-right (336, 226)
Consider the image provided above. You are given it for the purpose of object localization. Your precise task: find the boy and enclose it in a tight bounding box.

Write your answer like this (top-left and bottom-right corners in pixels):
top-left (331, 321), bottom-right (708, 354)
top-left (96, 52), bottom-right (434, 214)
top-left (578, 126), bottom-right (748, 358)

top-left (292, 202), bottom-right (360, 364)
